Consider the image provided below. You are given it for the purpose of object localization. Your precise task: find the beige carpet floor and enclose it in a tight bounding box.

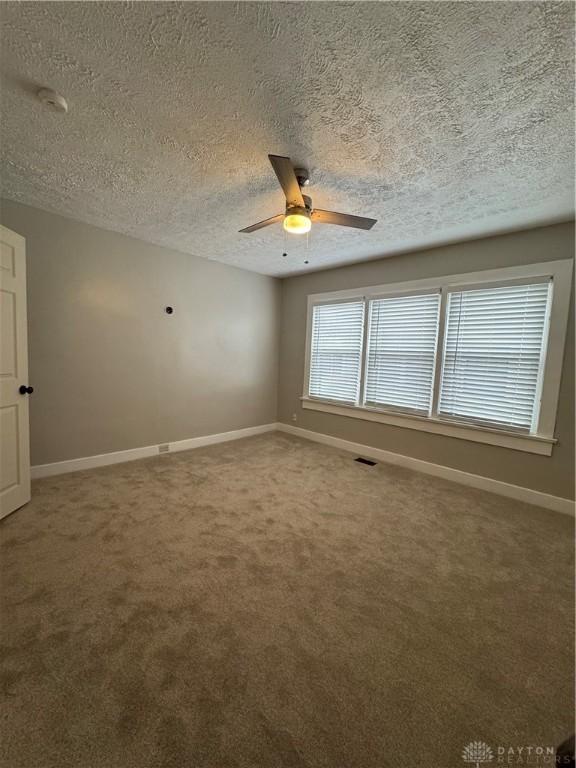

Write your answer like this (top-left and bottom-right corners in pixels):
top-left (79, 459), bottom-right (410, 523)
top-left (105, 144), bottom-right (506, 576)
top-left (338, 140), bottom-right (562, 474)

top-left (0, 432), bottom-right (573, 768)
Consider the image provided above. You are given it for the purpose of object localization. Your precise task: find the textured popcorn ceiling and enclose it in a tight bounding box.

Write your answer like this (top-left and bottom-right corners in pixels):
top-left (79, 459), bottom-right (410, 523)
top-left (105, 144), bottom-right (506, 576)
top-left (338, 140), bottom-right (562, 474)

top-left (0, 2), bottom-right (574, 276)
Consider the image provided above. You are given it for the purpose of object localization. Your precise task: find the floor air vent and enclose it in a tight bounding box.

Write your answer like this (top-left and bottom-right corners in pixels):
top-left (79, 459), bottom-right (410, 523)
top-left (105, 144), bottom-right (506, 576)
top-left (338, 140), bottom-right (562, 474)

top-left (355, 457), bottom-right (377, 466)
top-left (158, 444), bottom-right (170, 454)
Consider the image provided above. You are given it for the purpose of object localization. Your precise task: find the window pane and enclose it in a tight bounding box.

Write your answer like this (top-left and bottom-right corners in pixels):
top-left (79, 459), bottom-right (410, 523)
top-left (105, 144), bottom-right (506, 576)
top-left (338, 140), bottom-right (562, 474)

top-left (439, 282), bottom-right (551, 431)
top-left (309, 301), bottom-right (365, 404)
top-left (364, 293), bottom-right (440, 414)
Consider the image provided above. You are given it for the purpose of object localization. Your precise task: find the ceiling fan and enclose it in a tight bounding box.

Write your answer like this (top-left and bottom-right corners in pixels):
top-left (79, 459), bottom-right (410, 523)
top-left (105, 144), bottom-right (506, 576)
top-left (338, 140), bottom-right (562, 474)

top-left (239, 155), bottom-right (377, 235)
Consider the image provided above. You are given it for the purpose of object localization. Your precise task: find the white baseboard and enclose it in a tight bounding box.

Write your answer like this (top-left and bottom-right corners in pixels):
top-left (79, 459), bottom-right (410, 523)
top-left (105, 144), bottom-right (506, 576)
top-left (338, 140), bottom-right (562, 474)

top-left (277, 423), bottom-right (575, 517)
top-left (31, 423), bottom-right (277, 479)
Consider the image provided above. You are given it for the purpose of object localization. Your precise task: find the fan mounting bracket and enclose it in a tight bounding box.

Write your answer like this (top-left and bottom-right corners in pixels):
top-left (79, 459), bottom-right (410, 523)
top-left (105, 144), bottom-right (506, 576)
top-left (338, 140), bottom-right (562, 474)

top-left (294, 168), bottom-right (310, 188)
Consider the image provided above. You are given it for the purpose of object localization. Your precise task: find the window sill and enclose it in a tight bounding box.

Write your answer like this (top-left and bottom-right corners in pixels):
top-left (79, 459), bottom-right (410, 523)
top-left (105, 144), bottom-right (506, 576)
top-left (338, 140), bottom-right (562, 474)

top-left (300, 397), bottom-right (556, 456)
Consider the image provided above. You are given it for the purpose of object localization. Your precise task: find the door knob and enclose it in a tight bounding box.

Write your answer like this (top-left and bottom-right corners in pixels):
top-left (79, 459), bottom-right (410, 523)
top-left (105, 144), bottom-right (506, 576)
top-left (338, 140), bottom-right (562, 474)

top-left (19, 385), bottom-right (34, 395)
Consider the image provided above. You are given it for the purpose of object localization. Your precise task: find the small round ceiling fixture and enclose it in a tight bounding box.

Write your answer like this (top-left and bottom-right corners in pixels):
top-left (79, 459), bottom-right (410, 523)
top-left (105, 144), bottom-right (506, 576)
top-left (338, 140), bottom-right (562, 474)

top-left (37, 88), bottom-right (68, 113)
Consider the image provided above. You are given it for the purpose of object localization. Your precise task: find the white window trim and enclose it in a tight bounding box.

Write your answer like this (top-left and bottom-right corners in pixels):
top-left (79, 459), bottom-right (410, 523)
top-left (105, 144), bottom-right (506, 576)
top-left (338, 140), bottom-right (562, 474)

top-left (302, 260), bottom-right (573, 456)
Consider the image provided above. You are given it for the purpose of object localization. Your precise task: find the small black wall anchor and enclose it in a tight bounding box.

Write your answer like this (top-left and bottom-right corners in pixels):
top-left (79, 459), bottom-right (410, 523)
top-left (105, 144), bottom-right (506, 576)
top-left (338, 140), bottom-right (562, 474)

top-left (165, 306), bottom-right (174, 315)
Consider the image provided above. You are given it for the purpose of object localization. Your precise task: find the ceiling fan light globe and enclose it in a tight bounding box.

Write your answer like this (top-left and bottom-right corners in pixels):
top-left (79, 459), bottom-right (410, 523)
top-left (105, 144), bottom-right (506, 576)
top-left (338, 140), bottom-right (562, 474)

top-left (283, 210), bottom-right (311, 234)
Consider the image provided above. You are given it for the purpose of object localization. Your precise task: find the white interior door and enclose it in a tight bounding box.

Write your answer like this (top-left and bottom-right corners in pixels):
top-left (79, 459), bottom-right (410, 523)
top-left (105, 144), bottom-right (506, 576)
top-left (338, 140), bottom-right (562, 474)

top-left (0, 225), bottom-right (31, 519)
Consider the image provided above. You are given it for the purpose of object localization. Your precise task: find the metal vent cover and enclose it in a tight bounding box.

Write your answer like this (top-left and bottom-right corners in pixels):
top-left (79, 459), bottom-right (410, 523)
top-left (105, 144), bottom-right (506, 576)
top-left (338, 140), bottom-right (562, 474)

top-left (355, 457), bottom-right (377, 466)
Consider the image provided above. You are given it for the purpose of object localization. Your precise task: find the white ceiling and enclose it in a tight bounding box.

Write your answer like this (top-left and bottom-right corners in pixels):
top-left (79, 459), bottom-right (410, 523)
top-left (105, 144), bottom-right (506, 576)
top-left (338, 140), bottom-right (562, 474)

top-left (0, 2), bottom-right (574, 277)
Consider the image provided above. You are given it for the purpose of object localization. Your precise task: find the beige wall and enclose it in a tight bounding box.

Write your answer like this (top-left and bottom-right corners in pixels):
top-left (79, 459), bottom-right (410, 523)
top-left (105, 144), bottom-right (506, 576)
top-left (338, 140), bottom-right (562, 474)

top-left (279, 223), bottom-right (575, 500)
top-left (0, 200), bottom-right (280, 466)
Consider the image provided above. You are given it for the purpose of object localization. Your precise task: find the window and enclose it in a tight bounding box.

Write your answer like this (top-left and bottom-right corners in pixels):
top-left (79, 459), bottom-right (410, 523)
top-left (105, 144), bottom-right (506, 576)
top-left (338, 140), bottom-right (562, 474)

top-left (303, 260), bottom-right (572, 455)
top-left (309, 300), bottom-right (365, 404)
top-left (438, 282), bottom-right (551, 431)
top-left (365, 292), bottom-right (440, 414)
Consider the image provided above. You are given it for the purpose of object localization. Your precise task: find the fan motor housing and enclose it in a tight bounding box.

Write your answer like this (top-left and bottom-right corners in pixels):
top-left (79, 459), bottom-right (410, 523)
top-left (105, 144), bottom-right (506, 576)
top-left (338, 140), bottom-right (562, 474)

top-left (286, 205), bottom-right (311, 218)
top-left (287, 195), bottom-right (312, 216)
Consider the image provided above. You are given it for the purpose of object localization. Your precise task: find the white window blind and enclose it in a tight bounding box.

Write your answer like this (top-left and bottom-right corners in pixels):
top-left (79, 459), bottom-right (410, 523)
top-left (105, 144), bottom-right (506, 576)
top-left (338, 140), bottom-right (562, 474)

top-left (438, 281), bottom-right (551, 431)
top-left (309, 300), bottom-right (365, 404)
top-left (364, 293), bottom-right (440, 414)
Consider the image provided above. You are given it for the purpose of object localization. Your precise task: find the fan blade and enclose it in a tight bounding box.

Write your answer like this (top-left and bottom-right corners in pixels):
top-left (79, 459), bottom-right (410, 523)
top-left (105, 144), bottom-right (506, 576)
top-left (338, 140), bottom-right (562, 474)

top-left (268, 155), bottom-right (304, 208)
top-left (239, 213), bottom-right (284, 233)
top-left (312, 209), bottom-right (377, 230)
